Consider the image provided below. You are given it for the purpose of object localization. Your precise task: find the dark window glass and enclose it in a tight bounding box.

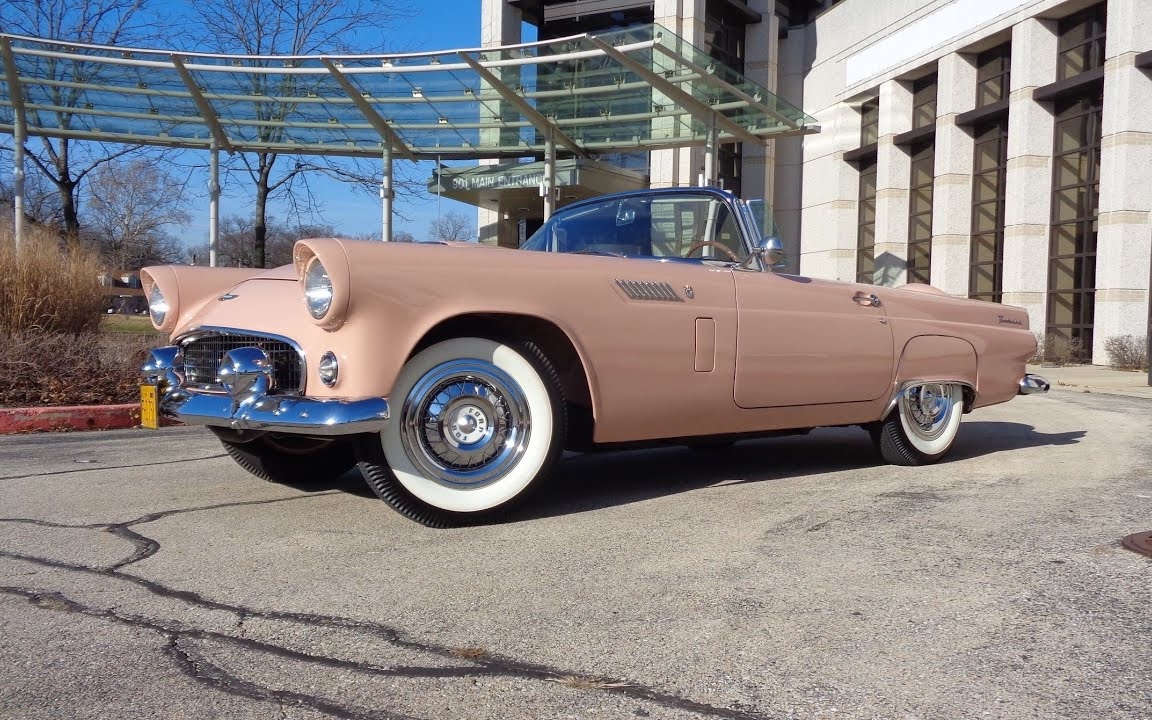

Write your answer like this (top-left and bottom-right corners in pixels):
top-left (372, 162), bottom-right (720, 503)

top-left (969, 118), bottom-right (1008, 303)
top-left (912, 74), bottom-right (938, 130)
top-left (860, 98), bottom-right (879, 146)
top-left (1045, 93), bottom-right (1102, 360)
top-left (856, 158), bottom-right (877, 283)
top-left (975, 43), bottom-right (1011, 107)
top-left (1057, 3), bottom-right (1107, 81)
top-left (907, 141), bottom-right (934, 284)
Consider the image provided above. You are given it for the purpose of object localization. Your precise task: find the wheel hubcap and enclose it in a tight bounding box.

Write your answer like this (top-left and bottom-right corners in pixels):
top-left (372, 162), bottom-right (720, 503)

top-left (900, 383), bottom-right (954, 440)
top-left (400, 360), bottom-right (530, 488)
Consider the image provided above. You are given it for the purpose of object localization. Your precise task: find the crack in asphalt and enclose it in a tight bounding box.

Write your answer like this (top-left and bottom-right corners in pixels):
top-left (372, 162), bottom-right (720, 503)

top-left (0, 452), bottom-right (230, 481)
top-left (0, 496), bottom-right (776, 720)
top-left (0, 453), bottom-right (232, 481)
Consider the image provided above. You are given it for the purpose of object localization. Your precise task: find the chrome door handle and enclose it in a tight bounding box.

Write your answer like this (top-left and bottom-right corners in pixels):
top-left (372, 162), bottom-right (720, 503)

top-left (853, 292), bottom-right (881, 307)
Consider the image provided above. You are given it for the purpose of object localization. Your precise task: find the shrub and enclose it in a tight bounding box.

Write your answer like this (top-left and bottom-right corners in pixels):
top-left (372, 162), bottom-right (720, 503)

top-left (0, 331), bottom-right (156, 407)
top-left (0, 224), bottom-right (104, 335)
top-left (1104, 335), bottom-right (1148, 372)
top-left (1036, 334), bottom-right (1085, 366)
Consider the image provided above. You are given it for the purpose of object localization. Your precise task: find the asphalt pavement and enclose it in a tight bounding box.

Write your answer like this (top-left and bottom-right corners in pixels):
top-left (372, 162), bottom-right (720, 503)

top-left (1, 389), bottom-right (1150, 720)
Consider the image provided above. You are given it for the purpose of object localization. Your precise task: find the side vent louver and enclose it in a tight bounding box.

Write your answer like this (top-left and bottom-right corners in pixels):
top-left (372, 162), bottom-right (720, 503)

top-left (614, 279), bottom-right (683, 302)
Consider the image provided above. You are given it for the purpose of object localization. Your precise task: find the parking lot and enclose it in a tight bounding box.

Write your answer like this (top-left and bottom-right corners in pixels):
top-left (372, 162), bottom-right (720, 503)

top-left (1, 389), bottom-right (1150, 720)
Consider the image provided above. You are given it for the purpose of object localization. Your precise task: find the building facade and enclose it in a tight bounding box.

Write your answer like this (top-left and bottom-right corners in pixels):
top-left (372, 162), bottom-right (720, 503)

top-left (481, 0), bottom-right (1151, 364)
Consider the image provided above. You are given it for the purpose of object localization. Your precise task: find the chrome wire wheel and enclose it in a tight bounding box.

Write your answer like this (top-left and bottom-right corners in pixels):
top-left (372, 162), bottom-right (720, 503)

top-left (898, 383), bottom-right (955, 443)
top-left (400, 360), bottom-right (531, 488)
top-left (358, 337), bottom-right (566, 527)
top-left (874, 382), bottom-right (964, 466)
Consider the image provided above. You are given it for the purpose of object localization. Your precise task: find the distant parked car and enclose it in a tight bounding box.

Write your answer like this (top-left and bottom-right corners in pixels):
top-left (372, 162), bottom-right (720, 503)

top-left (140, 187), bottom-right (1048, 527)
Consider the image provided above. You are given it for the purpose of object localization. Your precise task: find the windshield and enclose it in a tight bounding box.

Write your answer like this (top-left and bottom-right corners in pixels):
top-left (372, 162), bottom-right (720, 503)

top-left (521, 191), bottom-right (749, 263)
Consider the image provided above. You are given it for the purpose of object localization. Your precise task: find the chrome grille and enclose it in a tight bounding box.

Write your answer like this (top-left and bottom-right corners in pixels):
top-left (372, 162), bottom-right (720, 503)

top-left (180, 331), bottom-right (304, 393)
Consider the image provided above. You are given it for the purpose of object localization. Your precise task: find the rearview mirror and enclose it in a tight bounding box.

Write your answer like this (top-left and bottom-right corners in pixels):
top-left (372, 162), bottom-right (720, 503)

top-left (757, 236), bottom-right (785, 268)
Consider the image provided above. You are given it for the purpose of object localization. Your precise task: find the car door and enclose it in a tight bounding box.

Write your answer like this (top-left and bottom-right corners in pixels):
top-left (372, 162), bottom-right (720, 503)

top-left (733, 273), bottom-right (894, 408)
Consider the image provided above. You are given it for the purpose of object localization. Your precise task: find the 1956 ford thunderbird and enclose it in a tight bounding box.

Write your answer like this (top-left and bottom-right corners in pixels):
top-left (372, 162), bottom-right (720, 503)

top-left (141, 187), bottom-right (1048, 527)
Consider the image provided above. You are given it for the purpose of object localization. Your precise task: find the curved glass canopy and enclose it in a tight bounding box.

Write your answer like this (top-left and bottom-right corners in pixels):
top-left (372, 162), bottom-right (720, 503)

top-left (0, 24), bottom-right (818, 160)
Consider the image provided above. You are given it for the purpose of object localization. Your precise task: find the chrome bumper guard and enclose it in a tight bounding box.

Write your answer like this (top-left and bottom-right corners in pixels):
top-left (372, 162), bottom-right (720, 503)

top-left (141, 345), bottom-right (389, 435)
top-left (1018, 374), bottom-right (1050, 395)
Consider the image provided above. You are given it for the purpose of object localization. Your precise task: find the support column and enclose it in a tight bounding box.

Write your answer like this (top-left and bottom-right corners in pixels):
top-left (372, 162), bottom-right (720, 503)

top-left (743, 4), bottom-right (780, 236)
top-left (701, 121), bottom-right (717, 186)
top-left (931, 52), bottom-right (977, 296)
top-left (381, 140), bottom-right (393, 242)
top-left (1002, 18), bottom-right (1057, 335)
top-left (1094, 0), bottom-right (1152, 363)
top-left (543, 132), bottom-right (556, 221)
top-left (477, 0), bottom-right (521, 246)
top-left (873, 78), bottom-right (913, 286)
top-left (652, 0), bottom-right (707, 188)
top-left (11, 112), bottom-right (24, 250)
top-left (208, 141), bottom-right (220, 267)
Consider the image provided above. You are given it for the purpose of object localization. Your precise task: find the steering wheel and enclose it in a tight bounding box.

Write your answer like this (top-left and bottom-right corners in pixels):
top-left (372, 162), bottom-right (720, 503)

top-left (684, 240), bottom-right (739, 262)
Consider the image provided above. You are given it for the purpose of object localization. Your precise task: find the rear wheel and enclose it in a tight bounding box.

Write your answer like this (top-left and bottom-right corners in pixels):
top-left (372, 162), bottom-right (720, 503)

top-left (873, 383), bottom-right (964, 466)
top-left (212, 429), bottom-right (357, 484)
top-left (357, 337), bottom-right (566, 528)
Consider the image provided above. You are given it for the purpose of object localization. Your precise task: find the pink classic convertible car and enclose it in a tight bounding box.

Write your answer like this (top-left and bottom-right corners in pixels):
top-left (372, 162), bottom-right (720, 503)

top-left (141, 187), bottom-right (1048, 526)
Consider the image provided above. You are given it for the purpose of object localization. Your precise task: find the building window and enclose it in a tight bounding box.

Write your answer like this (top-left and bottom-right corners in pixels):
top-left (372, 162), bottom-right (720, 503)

top-left (975, 43), bottom-right (1011, 107)
top-left (911, 74), bottom-right (937, 129)
top-left (1057, 3), bottom-right (1107, 81)
top-left (907, 141), bottom-right (934, 284)
top-left (969, 118), bottom-right (1008, 302)
top-left (1046, 94), bottom-right (1102, 359)
top-left (860, 97), bottom-right (879, 146)
top-left (856, 158), bottom-right (877, 284)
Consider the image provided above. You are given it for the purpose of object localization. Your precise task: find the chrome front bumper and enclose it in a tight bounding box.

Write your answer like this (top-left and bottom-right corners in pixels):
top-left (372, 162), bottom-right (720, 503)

top-left (141, 345), bottom-right (389, 435)
top-left (1018, 374), bottom-right (1050, 395)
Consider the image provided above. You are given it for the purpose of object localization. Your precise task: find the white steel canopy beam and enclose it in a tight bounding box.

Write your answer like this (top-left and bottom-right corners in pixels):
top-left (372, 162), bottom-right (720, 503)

top-left (170, 55), bottom-right (235, 153)
top-left (457, 51), bottom-right (588, 159)
top-left (320, 58), bottom-right (414, 160)
top-left (651, 44), bottom-right (802, 131)
top-left (585, 35), bottom-right (762, 147)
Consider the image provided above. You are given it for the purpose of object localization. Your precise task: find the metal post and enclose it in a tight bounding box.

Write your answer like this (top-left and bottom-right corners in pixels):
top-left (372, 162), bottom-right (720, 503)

top-left (380, 139), bottom-right (393, 242)
top-left (208, 141), bottom-right (220, 267)
top-left (543, 131), bottom-right (556, 221)
top-left (11, 112), bottom-right (24, 249)
top-left (702, 117), bottom-right (717, 187)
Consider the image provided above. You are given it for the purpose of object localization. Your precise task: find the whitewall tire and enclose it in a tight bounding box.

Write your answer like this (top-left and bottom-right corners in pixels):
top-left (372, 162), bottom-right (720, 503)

top-left (358, 337), bottom-right (565, 527)
top-left (874, 383), bottom-right (964, 466)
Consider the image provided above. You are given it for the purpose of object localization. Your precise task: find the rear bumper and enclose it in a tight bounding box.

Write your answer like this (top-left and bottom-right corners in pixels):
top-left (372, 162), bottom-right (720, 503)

top-left (142, 345), bottom-right (389, 435)
top-left (1018, 374), bottom-right (1050, 395)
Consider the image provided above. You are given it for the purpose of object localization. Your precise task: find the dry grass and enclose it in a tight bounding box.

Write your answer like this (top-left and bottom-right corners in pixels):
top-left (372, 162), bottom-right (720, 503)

top-left (0, 224), bottom-right (104, 335)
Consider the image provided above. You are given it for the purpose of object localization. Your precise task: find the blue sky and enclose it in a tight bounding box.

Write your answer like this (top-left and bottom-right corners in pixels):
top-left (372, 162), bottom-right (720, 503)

top-left (179, 1), bottom-right (513, 245)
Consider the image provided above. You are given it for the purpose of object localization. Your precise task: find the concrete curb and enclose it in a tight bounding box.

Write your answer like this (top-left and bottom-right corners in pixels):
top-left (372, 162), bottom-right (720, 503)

top-left (0, 403), bottom-right (147, 434)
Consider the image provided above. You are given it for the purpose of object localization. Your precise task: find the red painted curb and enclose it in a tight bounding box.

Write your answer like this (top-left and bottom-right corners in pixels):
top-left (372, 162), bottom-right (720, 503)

top-left (0, 403), bottom-right (182, 434)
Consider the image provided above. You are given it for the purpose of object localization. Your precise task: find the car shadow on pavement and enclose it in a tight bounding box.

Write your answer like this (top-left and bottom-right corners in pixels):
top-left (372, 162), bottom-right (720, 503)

top-left (521, 421), bottom-right (1086, 520)
top-left (946, 420), bottom-right (1085, 461)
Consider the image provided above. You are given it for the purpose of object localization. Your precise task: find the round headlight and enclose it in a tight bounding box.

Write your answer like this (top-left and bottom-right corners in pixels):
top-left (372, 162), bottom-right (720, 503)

top-left (304, 258), bottom-right (333, 319)
top-left (148, 285), bottom-right (168, 327)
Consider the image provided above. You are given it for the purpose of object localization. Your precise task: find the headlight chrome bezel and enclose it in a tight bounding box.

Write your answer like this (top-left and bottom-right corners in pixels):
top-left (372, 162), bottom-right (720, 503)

top-left (294, 241), bottom-right (350, 331)
top-left (148, 284), bottom-right (169, 327)
top-left (303, 258), bottom-right (334, 320)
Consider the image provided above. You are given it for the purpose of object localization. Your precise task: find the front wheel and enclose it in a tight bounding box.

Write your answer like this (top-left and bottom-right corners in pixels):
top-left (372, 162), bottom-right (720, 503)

top-left (872, 383), bottom-right (964, 466)
top-left (358, 338), bottom-right (566, 528)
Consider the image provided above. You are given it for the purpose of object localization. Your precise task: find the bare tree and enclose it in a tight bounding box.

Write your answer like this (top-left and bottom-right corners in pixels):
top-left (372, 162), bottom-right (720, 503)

top-left (183, 0), bottom-right (408, 267)
top-left (86, 158), bottom-right (191, 267)
top-left (187, 215), bottom-right (338, 268)
top-left (428, 211), bottom-right (475, 243)
top-left (0, 0), bottom-right (159, 237)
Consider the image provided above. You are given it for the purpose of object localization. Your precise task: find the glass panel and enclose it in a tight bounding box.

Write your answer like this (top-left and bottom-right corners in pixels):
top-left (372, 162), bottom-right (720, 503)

top-left (974, 173), bottom-right (1000, 202)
